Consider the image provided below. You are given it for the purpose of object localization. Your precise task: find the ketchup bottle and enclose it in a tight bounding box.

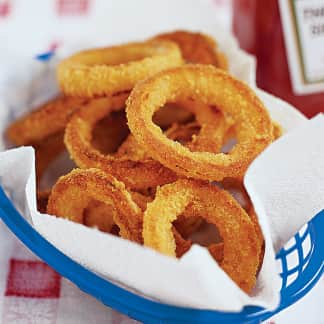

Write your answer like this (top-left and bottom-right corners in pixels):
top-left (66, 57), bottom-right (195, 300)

top-left (233, 0), bottom-right (324, 117)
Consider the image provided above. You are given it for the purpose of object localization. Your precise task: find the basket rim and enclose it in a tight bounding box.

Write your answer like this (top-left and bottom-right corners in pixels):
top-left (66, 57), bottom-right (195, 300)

top-left (0, 186), bottom-right (323, 323)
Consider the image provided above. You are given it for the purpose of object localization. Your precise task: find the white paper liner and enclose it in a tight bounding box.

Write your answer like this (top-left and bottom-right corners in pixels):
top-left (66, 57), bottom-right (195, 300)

top-left (1, 29), bottom-right (323, 312)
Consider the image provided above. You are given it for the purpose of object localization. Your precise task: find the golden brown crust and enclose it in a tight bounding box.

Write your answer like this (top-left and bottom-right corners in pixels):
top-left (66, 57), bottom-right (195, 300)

top-left (57, 40), bottom-right (183, 98)
top-left (47, 168), bottom-right (143, 243)
top-left (143, 179), bottom-right (262, 293)
top-left (6, 96), bottom-right (87, 145)
top-left (153, 30), bottom-right (228, 69)
top-left (126, 65), bottom-right (273, 182)
top-left (208, 242), bottom-right (224, 263)
top-left (114, 134), bottom-right (150, 161)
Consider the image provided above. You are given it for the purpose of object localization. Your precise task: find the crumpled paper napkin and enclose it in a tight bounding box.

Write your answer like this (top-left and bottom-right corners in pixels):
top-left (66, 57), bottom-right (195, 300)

top-left (245, 114), bottom-right (324, 252)
top-left (0, 28), bottom-right (322, 312)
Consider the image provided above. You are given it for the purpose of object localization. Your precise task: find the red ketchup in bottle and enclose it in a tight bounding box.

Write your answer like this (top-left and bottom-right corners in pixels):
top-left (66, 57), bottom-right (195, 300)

top-left (233, 0), bottom-right (324, 117)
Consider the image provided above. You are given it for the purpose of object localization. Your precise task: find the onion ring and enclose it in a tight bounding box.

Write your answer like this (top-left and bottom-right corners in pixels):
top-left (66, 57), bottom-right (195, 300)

top-left (220, 178), bottom-right (265, 271)
top-left (143, 179), bottom-right (261, 292)
top-left (153, 30), bottom-right (228, 69)
top-left (6, 96), bottom-right (87, 145)
top-left (64, 94), bottom-right (178, 190)
top-left (57, 40), bottom-right (183, 98)
top-left (126, 65), bottom-right (273, 181)
top-left (47, 168), bottom-right (143, 243)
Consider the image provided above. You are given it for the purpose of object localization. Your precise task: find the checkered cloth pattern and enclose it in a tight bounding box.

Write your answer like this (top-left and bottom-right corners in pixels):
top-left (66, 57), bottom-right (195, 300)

top-left (0, 221), bottom-right (138, 323)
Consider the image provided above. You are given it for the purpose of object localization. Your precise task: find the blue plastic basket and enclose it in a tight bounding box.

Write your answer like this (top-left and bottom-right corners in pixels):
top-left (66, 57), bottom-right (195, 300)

top-left (0, 185), bottom-right (323, 324)
top-left (0, 51), bottom-right (323, 323)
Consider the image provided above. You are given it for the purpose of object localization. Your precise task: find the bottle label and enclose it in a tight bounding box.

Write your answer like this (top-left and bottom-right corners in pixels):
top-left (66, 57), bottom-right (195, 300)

top-left (279, 0), bottom-right (324, 94)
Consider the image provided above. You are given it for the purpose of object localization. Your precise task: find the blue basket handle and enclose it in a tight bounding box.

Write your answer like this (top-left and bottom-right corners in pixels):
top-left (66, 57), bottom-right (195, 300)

top-left (250, 210), bottom-right (324, 323)
top-left (280, 211), bottom-right (324, 305)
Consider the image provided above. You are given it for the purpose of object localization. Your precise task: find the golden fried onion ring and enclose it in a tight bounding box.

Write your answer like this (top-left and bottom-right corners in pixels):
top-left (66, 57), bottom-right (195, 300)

top-left (126, 65), bottom-right (273, 182)
top-left (143, 179), bottom-right (262, 293)
top-left (47, 168), bottom-right (143, 243)
top-left (6, 96), bottom-right (88, 146)
top-left (64, 94), bottom-right (177, 190)
top-left (57, 40), bottom-right (183, 98)
top-left (153, 30), bottom-right (228, 69)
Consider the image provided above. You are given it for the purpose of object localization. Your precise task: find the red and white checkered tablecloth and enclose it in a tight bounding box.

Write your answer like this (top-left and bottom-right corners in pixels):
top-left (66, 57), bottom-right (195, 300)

top-left (0, 221), bottom-right (138, 324)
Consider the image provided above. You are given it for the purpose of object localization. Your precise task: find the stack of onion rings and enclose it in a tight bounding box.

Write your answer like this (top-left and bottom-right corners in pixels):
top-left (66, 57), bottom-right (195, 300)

top-left (5, 31), bottom-right (280, 295)
top-left (64, 94), bottom-right (178, 190)
top-left (153, 30), bottom-right (228, 69)
top-left (143, 179), bottom-right (262, 293)
top-left (47, 168), bottom-right (143, 243)
top-left (6, 96), bottom-right (88, 146)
